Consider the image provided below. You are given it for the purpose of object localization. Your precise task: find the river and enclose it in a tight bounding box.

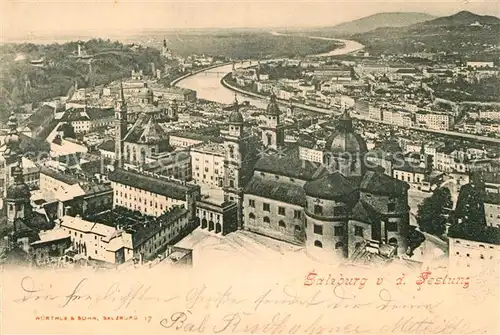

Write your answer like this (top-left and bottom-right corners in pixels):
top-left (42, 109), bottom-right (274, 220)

top-left (176, 34), bottom-right (365, 107)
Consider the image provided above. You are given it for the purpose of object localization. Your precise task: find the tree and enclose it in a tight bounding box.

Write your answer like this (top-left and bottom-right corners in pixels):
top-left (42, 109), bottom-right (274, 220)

top-left (449, 182), bottom-right (488, 242)
top-left (416, 187), bottom-right (453, 235)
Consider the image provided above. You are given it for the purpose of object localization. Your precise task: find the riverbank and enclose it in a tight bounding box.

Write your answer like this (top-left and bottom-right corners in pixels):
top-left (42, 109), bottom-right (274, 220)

top-left (220, 74), bottom-right (338, 115)
top-left (221, 74), bottom-right (500, 145)
top-left (169, 62), bottom-right (232, 87)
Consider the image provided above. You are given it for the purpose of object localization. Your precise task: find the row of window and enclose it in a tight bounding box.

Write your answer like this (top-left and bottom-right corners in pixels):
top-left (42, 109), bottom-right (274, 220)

top-left (248, 214), bottom-right (302, 232)
top-left (257, 172), bottom-right (295, 182)
top-left (248, 200), bottom-right (302, 219)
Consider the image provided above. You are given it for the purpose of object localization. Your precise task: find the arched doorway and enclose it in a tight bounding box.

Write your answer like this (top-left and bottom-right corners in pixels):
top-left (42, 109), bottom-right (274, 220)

top-left (335, 242), bottom-right (343, 250)
top-left (201, 218), bottom-right (207, 229)
top-left (208, 221), bottom-right (214, 231)
top-left (215, 223), bottom-right (222, 234)
top-left (314, 240), bottom-right (323, 248)
top-left (388, 237), bottom-right (398, 247)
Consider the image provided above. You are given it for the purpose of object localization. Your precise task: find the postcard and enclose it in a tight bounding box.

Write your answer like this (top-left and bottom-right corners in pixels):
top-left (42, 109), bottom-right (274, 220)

top-left (0, 1), bottom-right (499, 334)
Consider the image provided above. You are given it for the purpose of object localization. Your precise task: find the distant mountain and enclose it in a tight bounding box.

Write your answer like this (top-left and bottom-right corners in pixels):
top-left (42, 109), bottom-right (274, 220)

top-left (329, 12), bottom-right (436, 35)
top-left (420, 10), bottom-right (500, 27)
top-left (352, 11), bottom-right (500, 55)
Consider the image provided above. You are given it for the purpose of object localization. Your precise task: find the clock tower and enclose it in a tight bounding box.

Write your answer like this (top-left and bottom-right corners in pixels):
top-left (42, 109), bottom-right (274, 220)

top-left (223, 95), bottom-right (250, 230)
top-left (114, 82), bottom-right (128, 168)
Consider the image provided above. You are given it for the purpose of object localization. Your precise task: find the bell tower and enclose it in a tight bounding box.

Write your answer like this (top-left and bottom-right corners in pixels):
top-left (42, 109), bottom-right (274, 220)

top-left (2, 112), bottom-right (21, 203)
top-left (114, 82), bottom-right (128, 168)
top-left (261, 94), bottom-right (285, 150)
top-left (5, 160), bottom-right (31, 226)
top-left (223, 95), bottom-right (246, 230)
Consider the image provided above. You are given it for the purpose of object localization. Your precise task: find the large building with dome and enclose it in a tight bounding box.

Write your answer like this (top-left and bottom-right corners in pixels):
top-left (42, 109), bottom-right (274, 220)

top-left (225, 94), bottom-right (412, 261)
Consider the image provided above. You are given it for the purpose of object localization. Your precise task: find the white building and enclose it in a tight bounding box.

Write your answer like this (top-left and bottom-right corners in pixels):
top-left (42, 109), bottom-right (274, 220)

top-left (59, 215), bottom-right (134, 264)
top-left (449, 237), bottom-right (500, 272)
top-left (416, 112), bottom-right (454, 130)
top-left (108, 168), bottom-right (200, 218)
top-left (191, 142), bottom-right (225, 187)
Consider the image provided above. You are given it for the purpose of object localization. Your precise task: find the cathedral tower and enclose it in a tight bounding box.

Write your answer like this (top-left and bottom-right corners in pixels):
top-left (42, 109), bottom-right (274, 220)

top-left (223, 95), bottom-right (246, 229)
top-left (114, 82), bottom-right (128, 168)
top-left (3, 112), bottom-right (21, 201)
top-left (5, 160), bottom-right (31, 226)
top-left (261, 94), bottom-right (285, 150)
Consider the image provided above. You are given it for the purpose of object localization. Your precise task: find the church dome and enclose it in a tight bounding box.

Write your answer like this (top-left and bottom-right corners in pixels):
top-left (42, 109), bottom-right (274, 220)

top-left (266, 94), bottom-right (281, 115)
top-left (4, 112), bottom-right (20, 151)
top-left (327, 110), bottom-right (367, 154)
top-left (6, 165), bottom-right (30, 200)
top-left (228, 95), bottom-right (244, 124)
top-left (228, 111), bottom-right (244, 124)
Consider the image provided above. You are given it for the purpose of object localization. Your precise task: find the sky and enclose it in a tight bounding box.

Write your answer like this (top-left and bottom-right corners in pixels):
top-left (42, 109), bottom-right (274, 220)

top-left (1, 0), bottom-right (499, 40)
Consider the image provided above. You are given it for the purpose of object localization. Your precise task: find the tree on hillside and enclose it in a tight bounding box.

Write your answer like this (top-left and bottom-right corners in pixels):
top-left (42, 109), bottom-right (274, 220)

top-left (449, 182), bottom-right (488, 242)
top-left (416, 187), bottom-right (453, 235)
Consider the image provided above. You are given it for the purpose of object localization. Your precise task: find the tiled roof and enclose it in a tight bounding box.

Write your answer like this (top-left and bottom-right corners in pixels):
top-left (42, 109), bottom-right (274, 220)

top-left (86, 108), bottom-right (114, 120)
top-left (244, 176), bottom-right (306, 207)
top-left (351, 200), bottom-right (379, 225)
top-left (360, 170), bottom-right (409, 196)
top-left (98, 139), bottom-right (115, 152)
top-left (124, 113), bottom-right (168, 144)
top-left (40, 167), bottom-right (80, 185)
top-left (303, 172), bottom-right (357, 200)
top-left (485, 192), bottom-right (500, 205)
top-left (254, 150), bottom-right (324, 181)
top-left (131, 206), bottom-right (188, 248)
top-left (108, 168), bottom-right (199, 200)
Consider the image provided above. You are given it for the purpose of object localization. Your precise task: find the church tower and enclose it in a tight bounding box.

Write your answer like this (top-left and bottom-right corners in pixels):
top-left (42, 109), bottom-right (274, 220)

top-left (5, 160), bottom-right (31, 227)
top-left (223, 95), bottom-right (246, 230)
top-left (261, 94), bottom-right (285, 150)
top-left (114, 82), bottom-right (128, 168)
top-left (3, 112), bottom-right (21, 202)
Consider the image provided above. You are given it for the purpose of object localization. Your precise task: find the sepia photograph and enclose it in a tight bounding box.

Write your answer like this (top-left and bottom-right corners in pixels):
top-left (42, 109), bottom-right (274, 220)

top-left (0, 0), bottom-right (499, 334)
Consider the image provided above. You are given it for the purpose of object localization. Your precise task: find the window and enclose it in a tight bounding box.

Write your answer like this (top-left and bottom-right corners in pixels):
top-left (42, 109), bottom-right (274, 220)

top-left (313, 224), bottom-right (323, 235)
top-left (387, 203), bottom-right (396, 212)
top-left (293, 210), bottom-right (301, 219)
top-left (314, 240), bottom-right (323, 248)
top-left (314, 205), bottom-right (323, 215)
top-left (354, 226), bottom-right (363, 237)
top-left (279, 220), bottom-right (286, 228)
top-left (334, 226), bottom-right (343, 236)
top-left (294, 225), bottom-right (301, 232)
top-left (334, 206), bottom-right (347, 217)
top-left (387, 222), bottom-right (398, 232)
top-left (275, 175), bottom-right (280, 180)
top-left (249, 213), bottom-right (255, 220)
top-left (263, 203), bottom-right (270, 212)
top-left (260, 172), bottom-right (266, 177)
top-left (263, 216), bottom-right (270, 224)
top-left (278, 207), bottom-right (285, 216)
top-left (290, 178), bottom-right (295, 182)
top-left (248, 199), bottom-right (255, 208)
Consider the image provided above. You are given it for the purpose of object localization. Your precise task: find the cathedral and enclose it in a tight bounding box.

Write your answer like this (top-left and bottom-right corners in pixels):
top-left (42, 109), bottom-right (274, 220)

top-left (223, 94), bottom-right (411, 261)
top-left (2, 113), bottom-right (50, 254)
top-left (114, 83), bottom-right (173, 168)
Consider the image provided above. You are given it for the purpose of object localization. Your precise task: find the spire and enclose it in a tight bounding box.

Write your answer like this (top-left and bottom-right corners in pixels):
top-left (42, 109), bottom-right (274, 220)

top-left (338, 109), bottom-right (353, 132)
top-left (120, 81), bottom-right (126, 104)
top-left (12, 160), bottom-right (24, 185)
top-left (233, 93), bottom-right (239, 111)
top-left (4, 112), bottom-right (20, 158)
top-left (265, 92), bottom-right (281, 115)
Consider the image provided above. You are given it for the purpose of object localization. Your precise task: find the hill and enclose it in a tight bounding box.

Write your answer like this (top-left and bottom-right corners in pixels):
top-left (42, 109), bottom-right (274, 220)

top-left (328, 12), bottom-right (435, 36)
top-left (0, 39), bottom-right (163, 121)
top-left (352, 11), bottom-right (500, 55)
top-left (124, 32), bottom-right (343, 59)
